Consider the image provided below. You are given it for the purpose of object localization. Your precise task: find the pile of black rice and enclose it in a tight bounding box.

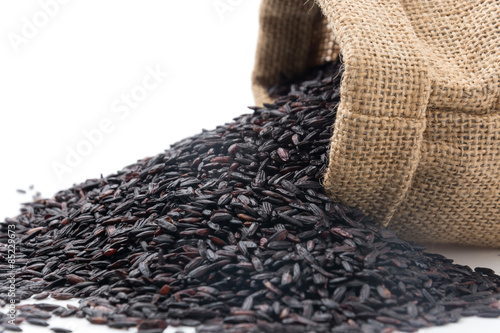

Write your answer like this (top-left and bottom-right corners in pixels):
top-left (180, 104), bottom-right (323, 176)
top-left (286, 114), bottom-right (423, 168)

top-left (1, 61), bottom-right (500, 333)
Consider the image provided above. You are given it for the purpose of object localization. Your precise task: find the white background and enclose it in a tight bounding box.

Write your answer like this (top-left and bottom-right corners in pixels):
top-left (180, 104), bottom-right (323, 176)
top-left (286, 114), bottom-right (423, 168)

top-left (0, 1), bottom-right (498, 332)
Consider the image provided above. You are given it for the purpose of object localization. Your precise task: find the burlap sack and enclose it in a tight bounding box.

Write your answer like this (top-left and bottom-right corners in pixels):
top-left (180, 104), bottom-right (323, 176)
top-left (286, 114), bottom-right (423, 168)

top-left (252, 0), bottom-right (500, 247)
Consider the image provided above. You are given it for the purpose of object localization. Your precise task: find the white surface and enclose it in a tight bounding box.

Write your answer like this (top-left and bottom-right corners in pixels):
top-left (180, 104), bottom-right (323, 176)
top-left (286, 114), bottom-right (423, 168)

top-left (0, 1), bottom-right (499, 332)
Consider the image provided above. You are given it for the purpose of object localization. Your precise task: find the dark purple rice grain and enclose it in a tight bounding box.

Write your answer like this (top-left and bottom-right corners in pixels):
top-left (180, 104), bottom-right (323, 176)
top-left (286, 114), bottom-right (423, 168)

top-left (50, 328), bottom-right (73, 333)
top-left (25, 317), bottom-right (49, 327)
top-left (2, 323), bottom-right (23, 332)
top-left (1, 61), bottom-right (500, 333)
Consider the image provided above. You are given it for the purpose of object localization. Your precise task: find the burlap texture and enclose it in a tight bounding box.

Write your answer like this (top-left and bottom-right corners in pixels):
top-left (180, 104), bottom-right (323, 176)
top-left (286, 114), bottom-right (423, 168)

top-left (252, 0), bottom-right (500, 247)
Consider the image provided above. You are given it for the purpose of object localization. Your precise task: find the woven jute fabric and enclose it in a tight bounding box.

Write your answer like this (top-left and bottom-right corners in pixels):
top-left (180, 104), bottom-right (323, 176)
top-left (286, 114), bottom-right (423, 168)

top-left (252, 0), bottom-right (500, 247)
